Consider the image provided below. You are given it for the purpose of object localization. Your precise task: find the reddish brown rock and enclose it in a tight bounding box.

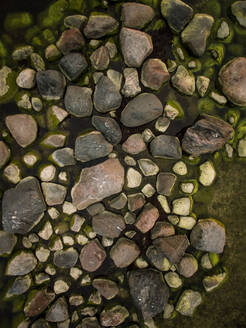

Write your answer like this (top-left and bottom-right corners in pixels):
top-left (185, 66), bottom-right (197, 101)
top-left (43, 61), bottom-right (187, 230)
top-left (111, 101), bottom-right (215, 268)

top-left (128, 193), bottom-right (146, 212)
top-left (92, 278), bottom-right (119, 300)
top-left (110, 237), bottom-right (140, 268)
top-left (92, 211), bottom-right (126, 239)
top-left (0, 141), bottom-right (10, 168)
top-left (71, 159), bottom-right (125, 210)
top-left (141, 58), bottom-right (170, 90)
top-left (80, 239), bottom-right (106, 272)
top-left (151, 221), bottom-right (175, 239)
top-left (122, 133), bottom-right (146, 155)
top-left (24, 289), bottom-right (55, 317)
top-left (100, 305), bottom-right (129, 327)
top-left (121, 2), bottom-right (154, 29)
top-left (56, 28), bottom-right (85, 55)
top-left (135, 203), bottom-right (159, 233)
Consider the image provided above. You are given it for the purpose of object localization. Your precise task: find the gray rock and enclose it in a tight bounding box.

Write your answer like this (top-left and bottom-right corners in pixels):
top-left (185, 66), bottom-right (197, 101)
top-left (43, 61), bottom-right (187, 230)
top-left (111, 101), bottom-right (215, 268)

top-left (92, 116), bottom-right (122, 145)
top-left (0, 141), bottom-right (10, 169)
top-left (56, 28), bottom-right (85, 55)
top-left (93, 278), bottom-right (119, 300)
top-left (36, 70), bottom-right (66, 101)
top-left (150, 135), bottom-right (182, 159)
top-left (181, 14), bottom-right (214, 57)
top-left (110, 237), bottom-right (140, 268)
top-left (138, 158), bottom-right (159, 176)
top-left (0, 231), bottom-right (17, 256)
top-left (176, 290), bottom-right (202, 316)
top-left (84, 14), bottom-right (119, 39)
top-left (232, 1), bottom-right (246, 28)
top-left (12, 46), bottom-right (33, 61)
top-left (64, 86), bottom-right (92, 118)
top-left (120, 27), bottom-right (153, 67)
top-left (75, 131), bottom-right (113, 163)
top-left (2, 177), bottom-right (46, 234)
top-left (81, 317), bottom-right (101, 328)
top-left (100, 305), bottom-right (129, 327)
top-left (156, 172), bottom-right (177, 196)
top-left (128, 269), bottom-right (169, 319)
top-left (59, 53), bottom-right (87, 81)
top-left (121, 2), bottom-right (154, 29)
top-left (141, 58), bottom-right (169, 91)
top-left (122, 68), bottom-right (141, 97)
top-left (177, 254), bottom-right (198, 278)
top-left (31, 319), bottom-right (50, 328)
top-left (42, 182), bottom-right (66, 206)
top-left (121, 93), bottom-right (163, 127)
top-left (190, 218), bottom-right (226, 253)
top-left (109, 193), bottom-right (127, 210)
top-left (5, 275), bottom-right (31, 298)
top-left (122, 133), bottom-right (146, 155)
top-left (92, 211), bottom-right (125, 238)
top-left (46, 297), bottom-right (69, 322)
top-left (51, 148), bottom-right (76, 167)
top-left (53, 248), bottom-right (79, 268)
top-left (217, 20), bottom-right (230, 39)
top-left (146, 245), bottom-right (171, 271)
top-left (6, 251), bottom-right (37, 275)
top-left (151, 221), bottom-right (175, 239)
top-left (90, 46), bottom-right (110, 71)
top-left (64, 15), bottom-right (88, 30)
top-left (171, 65), bottom-right (195, 96)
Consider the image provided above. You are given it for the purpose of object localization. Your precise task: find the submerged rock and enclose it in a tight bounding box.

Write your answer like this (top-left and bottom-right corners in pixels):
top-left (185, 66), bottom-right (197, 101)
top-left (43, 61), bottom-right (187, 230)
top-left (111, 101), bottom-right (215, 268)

top-left (56, 28), bottom-right (85, 54)
top-left (53, 248), bottom-right (78, 269)
top-left (16, 68), bottom-right (36, 89)
top-left (5, 275), bottom-right (31, 298)
top-left (121, 2), bottom-right (154, 29)
top-left (84, 14), bottom-right (119, 39)
top-left (122, 134), bottom-right (146, 155)
top-left (65, 86), bottom-right (93, 117)
top-left (36, 70), bottom-right (66, 101)
top-left (41, 182), bottom-right (67, 206)
top-left (24, 290), bottom-right (55, 317)
top-left (122, 68), bottom-right (141, 97)
top-left (100, 305), bottom-right (129, 327)
top-left (171, 65), bottom-right (195, 96)
top-left (93, 278), bottom-right (119, 300)
top-left (46, 297), bottom-right (69, 322)
top-left (135, 203), bottom-right (159, 233)
top-left (59, 53), bottom-right (88, 81)
top-left (92, 116), bottom-right (122, 145)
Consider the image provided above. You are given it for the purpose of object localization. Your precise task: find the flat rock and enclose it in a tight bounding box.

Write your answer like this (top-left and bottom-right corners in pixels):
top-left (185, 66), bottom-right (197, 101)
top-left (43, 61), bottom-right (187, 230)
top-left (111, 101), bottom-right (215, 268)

top-left (100, 305), bottom-right (129, 327)
top-left (122, 68), bottom-right (141, 97)
top-left (110, 237), bottom-right (140, 268)
top-left (5, 275), bottom-right (32, 299)
top-left (138, 158), bottom-right (159, 176)
top-left (6, 251), bottom-right (37, 275)
top-left (24, 290), bottom-right (55, 317)
top-left (232, 1), bottom-right (246, 28)
top-left (56, 28), bottom-right (85, 54)
top-left (64, 86), bottom-right (92, 117)
top-left (53, 248), bottom-right (79, 269)
top-left (41, 182), bottom-right (67, 206)
top-left (92, 211), bottom-right (125, 238)
top-left (36, 70), bottom-right (66, 101)
top-left (59, 53), bottom-right (88, 81)
top-left (141, 58), bottom-right (169, 90)
top-left (0, 231), bottom-right (17, 256)
top-left (84, 14), bottom-right (119, 39)
top-left (92, 278), bottom-right (119, 300)
top-left (171, 65), bottom-right (195, 95)
top-left (46, 297), bottom-right (69, 322)
top-left (80, 239), bottom-right (106, 272)
top-left (6, 114), bottom-right (38, 148)
top-left (150, 135), bottom-right (182, 159)
top-left (0, 141), bottom-right (10, 169)
top-left (182, 115), bottom-right (233, 156)
top-left (2, 177), bottom-right (46, 234)
top-left (122, 134), bottom-right (146, 154)
top-left (176, 290), bottom-right (202, 316)
top-left (90, 46), bottom-right (110, 71)
top-left (135, 203), bottom-right (159, 233)
top-left (156, 172), bottom-right (177, 196)
top-left (120, 27), bottom-right (153, 67)
top-left (92, 116), bottom-right (122, 145)
top-left (151, 221), bottom-right (175, 239)
top-left (128, 269), bottom-right (169, 319)
top-left (51, 148), bottom-right (76, 167)
top-left (75, 131), bottom-right (113, 162)
top-left (72, 158), bottom-right (124, 210)
top-left (121, 2), bottom-right (154, 29)
top-left (177, 254), bottom-right (198, 278)
top-left (121, 93), bottom-right (163, 127)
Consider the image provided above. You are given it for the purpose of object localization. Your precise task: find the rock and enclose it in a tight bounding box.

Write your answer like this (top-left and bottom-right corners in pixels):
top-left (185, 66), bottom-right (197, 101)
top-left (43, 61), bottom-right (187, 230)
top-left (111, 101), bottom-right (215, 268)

top-left (2, 177), bottom-right (46, 234)
top-left (31, 319), bottom-right (50, 328)
top-left (178, 216), bottom-right (196, 230)
top-left (172, 197), bottom-right (192, 216)
top-left (127, 193), bottom-right (145, 212)
top-left (135, 203), bottom-right (159, 233)
top-left (156, 172), bottom-right (177, 196)
top-left (128, 269), bottom-right (169, 319)
top-left (107, 69), bottom-right (122, 90)
top-left (81, 317), bottom-right (101, 328)
top-left (164, 272), bottom-right (182, 288)
top-left (109, 193), bottom-right (127, 210)
top-left (92, 116), bottom-right (122, 145)
top-left (16, 68), bottom-right (36, 89)
top-left (25, 290), bottom-right (55, 317)
top-left (30, 53), bottom-right (45, 72)
top-left (146, 245), bottom-right (171, 271)
top-left (46, 297), bottom-right (69, 322)
top-left (150, 135), bottom-right (182, 159)
top-left (122, 68), bottom-right (141, 97)
top-left (181, 14), bottom-right (214, 57)
top-left (238, 139), bottom-right (246, 157)
top-left (210, 91), bottom-right (227, 105)
top-left (177, 254), bottom-right (198, 278)
top-left (94, 76), bottom-right (122, 113)
top-left (182, 115), bottom-right (233, 156)
top-left (153, 235), bottom-right (190, 264)
top-left (59, 53), bottom-right (87, 81)
top-left (36, 70), bottom-right (66, 101)
top-left (45, 44), bottom-right (61, 61)
top-left (190, 218), bottom-right (226, 253)
top-left (51, 148), bottom-right (76, 167)
top-left (151, 221), bottom-right (175, 239)
top-left (0, 66), bottom-right (16, 102)
top-left (0, 231), bottom-right (17, 256)
top-left (6, 114), bottom-right (37, 148)
top-left (217, 20), bottom-right (230, 39)
top-left (172, 161), bottom-right (187, 175)
top-left (0, 141), bottom-right (10, 169)
top-left (56, 28), bottom-right (85, 54)
top-left (64, 86), bottom-right (92, 118)
top-left (203, 272), bottom-right (227, 292)
top-left (53, 248), bottom-right (78, 269)
top-left (72, 158), bottom-right (124, 210)
top-left (176, 290), bottom-right (202, 316)
top-left (199, 160), bottom-right (216, 186)
top-left (180, 182), bottom-right (195, 194)
top-left (47, 105), bottom-right (68, 130)
top-left (6, 251), bottom-right (37, 275)
top-left (164, 103), bottom-right (181, 120)
top-left (110, 237), bottom-right (140, 268)
top-left (80, 239), bottom-right (106, 272)
top-left (93, 278), bottom-right (119, 300)
top-left (141, 58), bottom-right (169, 90)
top-left (84, 14), bottom-right (119, 39)
top-left (120, 27), bottom-right (153, 67)
top-left (121, 2), bottom-right (154, 29)
top-left (122, 134), bottom-right (146, 155)
top-left (196, 75), bottom-right (210, 97)
top-left (138, 159), bottom-right (159, 176)
top-left (171, 65), bottom-right (195, 95)
top-left (92, 211), bottom-right (125, 238)
top-left (100, 305), bottom-right (129, 326)
top-left (64, 15), bottom-right (87, 29)
top-left (155, 117), bottom-right (170, 132)
top-left (42, 182), bottom-right (67, 206)
top-left (12, 46), bottom-right (33, 61)
top-left (41, 133), bottom-right (66, 148)
top-left (161, 0), bottom-right (193, 33)
top-left (39, 164), bottom-right (56, 182)
top-left (126, 168), bottom-right (142, 188)
top-left (90, 46), bottom-right (110, 71)
top-left (3, 163), bottom-right (21, 184)
top-left (54, 280), bottom-right (69, 294)
top-left (121, 93), bottom-right (163, 127)
top-left (232, 1), bottom-right (246, 28)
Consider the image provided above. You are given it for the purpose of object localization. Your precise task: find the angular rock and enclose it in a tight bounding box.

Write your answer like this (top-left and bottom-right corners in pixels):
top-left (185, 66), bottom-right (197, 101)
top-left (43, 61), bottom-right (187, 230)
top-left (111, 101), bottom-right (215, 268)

top-left (128, 193), bottom-right (146, 212)
top-left (150, 135), bottom-right (182, 159)
top-left (203, 272), bottom-right (227, 292)
top-left (6, 114), bottom-right (38, 148)
top-left (177, 254), bottom-right (198, 278)
top-left (81, 317), bottom-right (101, 328)
top-left (16, 68), bottom-right (36, 89)
top-left (110, 237), bottom-right (140, 268)
top-left (24, 290), bottom-right (55, 317)
top-left (36, 70), bottom-right (66, 101)
top-left (196, 75), bottom-right (210, 97)
top-left (151, 221), bottom-right (175, 239)
top-left (0, 141), bottom-right (10, 169)
top-left (51, 148), bottom-right (76, 167)
top-left (84, 14), bottom-right (119, 39)
top-left (122, 134), bottom-right (146, 155)
top-left (53, 248), bottom-right (78, 269)
top-left (42, 182), bottom-right (67, 206)
top-left (141, 58), bottom-right (169, 90)
top-left (109, 193), bottom-right (127, 210)
top-left (90, 46), bottom-right (109, 71)
top-left (64, 86), bottom-right (92, 118)
top-left (92, 116), bottom-right (122, 145)
top-left (0, 231), bottom-right (17, 256)
top-left (181, 14), bottom-right (214, 57)
top-left (46, 297), bottom-right (69, 322)
top-left (128, 269), bottom-right (169, 319)
top-left (190, 218), bottom-right (226, 253)
top-left (6, 251), bottom-right (37, 275)
top-left (80, 239), bottom-right (106, 272)
top-left (172, 197), bottom-right (192, 216)
top-left (93, 278), bottom-right (119, 300)
top-left (120, 27), bottom-right (153, 67)
top-left (176, 290), bottom-right (202, 316)
top-left (59, 53), bottom-right (88, 81)
top-left (72, 158), bottom-right (124, 210)
top-left (100, 305), bottom-right (129, 327)
top-left (171, 65), bottom-right (195, 96)
top-left (6, 275), bottom-right (32, 298)
top-left (135, 203), bottom-right (159, 233)
top-left (156, 172), bottom-right (177, 196)
top-left (2, 177), bottom-right (46, 234)
top-left (146, 245), bottom-right (171, 271)
top-left (56, 28), bottom-right (85, 54)
top-left (92, 211), bottom-right (125, 239)
top-left (121, 93), bottom-right (163, 127)
top-left (122, 68), bottom-right (141, 97)
top-left (121, 2), bottom-right (154, 29)
top-left (217, 20), bottom-right (230, 39)
top-left (232, 1), bottom-right (246, 28)
top-left (138, 158), bottom-right (159, 176)
top-left (182, 115), bottom-right (233, 156)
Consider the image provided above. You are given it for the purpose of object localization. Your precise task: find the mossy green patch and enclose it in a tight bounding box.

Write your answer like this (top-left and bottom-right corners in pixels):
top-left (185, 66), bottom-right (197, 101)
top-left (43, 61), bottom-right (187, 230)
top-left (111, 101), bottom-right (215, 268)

top-left (0, 70), bottom-right (18, 105)
top-left (38, 0), bottom-right (69, 29)
top-left (69, 0), bottom-right (85, 11)
top-left (4, 12), bottom-right (33, 32)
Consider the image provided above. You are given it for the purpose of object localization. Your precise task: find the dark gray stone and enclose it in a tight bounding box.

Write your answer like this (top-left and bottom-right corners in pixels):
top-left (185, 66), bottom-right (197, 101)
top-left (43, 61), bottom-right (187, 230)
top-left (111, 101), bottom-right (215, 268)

top-left (146, 245), bottom-right (170, 271)
top-left (92, 116), bottom-right (122, 145)
top-left (150, 135), bottom-right (182, 159)
top-left (59, 53), bottom-right (88, 81)
top-left (0, 231), bottom-right (17, 256)
top-left (156, 172), bottom-right (177, 196)
top-left (36, 70), bottom-right (66, 101)
top-left (32, 319), bottom-right (50, 328)
top-left (90, 46), bottom-right (109, 71)
top-left (5, 275), bottom-right (31, 298)
top-left (84, 14), bottom-right (119, 39)
top-left (53, 248), bottom-right (79, 268)
top-left (46, 297), bottom-right (69, 322)
top-left (64, 86), bottom-right (92, 117)
top-left (92, 211), bottom-right (125, 238)
top-left (51, 148), bottom-right (76, 167)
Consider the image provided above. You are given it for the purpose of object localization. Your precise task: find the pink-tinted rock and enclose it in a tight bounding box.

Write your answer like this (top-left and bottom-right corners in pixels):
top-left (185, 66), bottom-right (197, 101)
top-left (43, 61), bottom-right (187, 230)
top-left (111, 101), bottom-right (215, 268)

top-left (92, 278), bottom-right (119, 300)
top-left (122, 133), bottom-right (146, 155)
top-left (24, 289), bottom-right (55, 317)
top-left (110, 237), bottom-right (140, 268)
top-left (72, 159), bottom-right (125, 210)
top-left (0, 141), bottom-right (10, 168)
top-left (151, 221), bottom-right (175, 239)
top-left (141, 58), bottom-right (170, 90)
top-left (92, 211), bottom-right (126, 238)
top-left (80, 239), bottom-right (106, 272)
top-left (128, 193), bottom-right (146, 212)
top-left (135, 203), bottom-right (159, 233)
top-left (56, 28), bottom-right (85, 55)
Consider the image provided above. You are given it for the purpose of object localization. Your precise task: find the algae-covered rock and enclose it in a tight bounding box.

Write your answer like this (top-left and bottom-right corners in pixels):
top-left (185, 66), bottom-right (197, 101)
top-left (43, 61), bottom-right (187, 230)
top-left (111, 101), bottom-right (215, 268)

top-left (203, 272), bottom-right (227, 292)
top-left (0, 141), bottom-right (10, 169)
top-left (4, 12), bottom-right (33, 31)
top-left (199, 160), bottom-right (216, 186)
top-left (176, 289), bottom-right (202, 316)
top-left (171, 65), bottom-right (195, 96)
top-left (0, 66), bottom-right (17, 103)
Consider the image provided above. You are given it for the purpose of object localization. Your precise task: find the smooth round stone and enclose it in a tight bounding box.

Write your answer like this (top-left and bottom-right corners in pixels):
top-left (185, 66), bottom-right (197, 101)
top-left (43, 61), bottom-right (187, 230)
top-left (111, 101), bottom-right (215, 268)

top-left (172, 197), bottom-right (192, 216)
top-left (36, 70), bottom-right (66, 101)
top-left (59, 53), bottom-right (88, 81)
top-left (6, 275), bottom-right (32, 298)
top-left (6, 251), bottom-right (37, 276)
top-left (54, 280), bottom-right (70, 294)
top-left (4, 163), bottom-right (21, 184)
top-left (16, 68), bottom-right (36, 89)
top-left (93, 278), bottom-right (119, 300)
top-left (53, 248), bottom-right (78, 269)
top-left (164, 272), bottom-right (182, 288)
top-left (41, 182), bottom-right (67, 206)
top-left (39, 165), bottom-right (56, 182)
top-left (177, 254), bottom-right (198, 278)
top-left (199, 161), bottom-right (216, 186)
top-left (110, 237), bottom-right (140, 268)
top-left (64, 15), bottom-right (88, 29)
top-left (122, 68), bottom-right (141, 97)
top-left (64, 86), bottom-right (92, 117)
top-left (51, 148), bottom-right (75, 167)
top-left (92, 116), bottom-right (122, 145)
top-left (56, 28), bottom-right (85, 55)
top-left (122, 134), bottom-right (146, 155)
top-left (173, 161), bottom-right (187, 175)
top-left (31, 53), bottom-right (46, 72)
top-left (217, 20), bottom-right (230, 39)
top-left (176, 290), bottom-right (202, 317)
top-left (126, 168), bottom-right (142, 188)
top-left (180, 182), bottom-right (195, 194)
top-left (79, 239), bottom-right (106, 272)
top-left (156, 172), bottom-right (177, 196)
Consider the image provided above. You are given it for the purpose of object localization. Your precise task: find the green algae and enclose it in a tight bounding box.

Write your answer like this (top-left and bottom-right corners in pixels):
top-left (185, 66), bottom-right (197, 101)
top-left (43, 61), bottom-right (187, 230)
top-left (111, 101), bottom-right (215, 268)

top-left (4, 12), bottom-right (33, 32)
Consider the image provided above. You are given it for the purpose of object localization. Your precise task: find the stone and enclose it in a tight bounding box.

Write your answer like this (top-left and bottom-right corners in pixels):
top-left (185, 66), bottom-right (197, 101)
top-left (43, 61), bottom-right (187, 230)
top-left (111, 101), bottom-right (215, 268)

top-left (141, 59), bottom-right (169, 90)
top-left (153, 235), bottom-right (190, 264)
top-left (161, 0), bottom-right (193, 33)
top-left (146, 245), bottom-right (171, 271)
top-left (90, 46), bottom-right (110, 71)
top-left (164, 103), bottom-right (180, 120)
top-left (51, 148), bottom-right (76, 167)
top-left (12, 46), bottom-right (33, 61)
top-left (54, 280), bottom-right (70, 294)
top-left (176, 290), bottom-right (202, 316)
top-left (163, 304), bottom-right (175, 319)
top-left (16, 68), bottom-right (36, 89)
top-left (39, 164), bottom-right (56, 182)
top-left (172, 197), bottom-right (192, 216)
top-left (203, 272), bottom-right (227, 292)
top-left (143, 128), bottom-right (156, 143)
top-left (92, 211), bottom-right (125, 238)
top-left (199, 160), bottom-right (216, 186)
top-left (138, 158), bottom-right (159, 176)
top-left (93, 278), bottom-right (119, 300)
top-left (125, 156), bottom-right (137, 166)
top-left (84, 14), bottom-right (119, 39)
top-left (3, 163), bottom-right (21, 184)
top-left (72, 158), bottom-right (124, 210)
top-left (107, 69), bottom-right (122, 91)
top-left (47, 105), bottom-right (68, 130)
top-left (210, 91), bottom-right (227, 105)
top-left (53, 248), bottom-right (78, 269)
top-left (2, 177), bottom-right (46, 234)
top-left (128, 193), bottom-right (146, 212)
top-left (87, 203), bottom-right (105, 216)
top-left (238, 139), bottom-right (246, 157)
top-left (31, 319), bottom-right (50, 328)
top-left (6, 251), bottom-right (37, 275)
top-left (59, 53), bottom-right (88, 81)
top-left (46, 297), bottom-right (69, 322)
top-left (232, 1), bottom-right (246, 28)
top-left (105, 40), bottom-right (118, 59)
top-left (35, 247), bottom-right (50, 262)
top-left (128, 269), bottom-right (169, 319)
top-left (41, 134), bottom-right (66, 148)
top-left (31, 97), bottom-right (43, 112)
top-left (182, 115), bottom-right (233, 156)
top-left (31, 53), bottom-right (46, 72)
top-left (109, 193), bottom-right (127, 209)
top-left (190, 218), bottom-right (226, 253)
top-left (75, 131), bottom-right (113, 163)
top-left (100, 305), bottom-right (129, 327)
top-left (180, 182), bottom-right (195, 194)
top-left (164, 272), bottom-right (182, 288)
top-left (135, 203), bottom-right (159, 233)
top-left (126, 168), bottom-right (142, 188)
top-left (178, 216), bottom-right (196, 230)
top-left (81, 317), bottom-right (101, 328)
top-left (42, 182), bottom-right (67, 206)
top-left (94, 76), bottom-right (122, 113)
top-left (45, 44), bottom-right (61, 61)
top-left (6, 114), bottom-right (37, 148)
top-left (0, 141), bottom-right (10, 168)
top-left (177, 254), bottom-right (198, 278)
top-left (217, 20), bottom-right (230, 39)
top-left (158, 195), bottom-right (171, 214)
top-left (92, 116), bottom-right (122, 145)
top-left (25, 290), bottom-right (55, 317)
top-left (64, 15), bottom-right (87, 29)
top-left (122, 68), bottom-right (141, 97)
top-left (120, 27), bottom-right (153, 67)
top-left (171, 65), bottom-right (195, 95)
top-left (36, 70), bottom-right (66, 101)
top-left (172, 161), bottom-right (187, 175)
top-left (155, 117), bottom-right (170, 133)
top-left (38, 221), bottom-right (53, 240)
top-left (56, 28), bottom-right (85, 54)
top-left (121, 2), bottom-right (154, 29)
top-left (121, 93), bottom-right (163, 127)
top-left (151, 221), bottom-right (175, 239)
top-left (80, 239), bottom-right (106, 272)
top-left (122, 134), bottom-right (146, 155)
top-left (150, 135), bottom-right (182, 159)
top-left (65, 86), bottom-right (92, 118)
top-left (0, 231), bottom-right (17, 256)
top-left (181, 14), bottom-right (214, 57)
top-left (110, 237), bottom-right (140, 268)
top-left (156, 172), bottom-right (177, 196)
